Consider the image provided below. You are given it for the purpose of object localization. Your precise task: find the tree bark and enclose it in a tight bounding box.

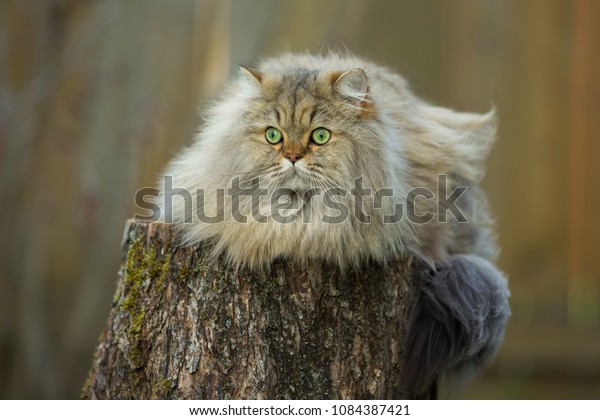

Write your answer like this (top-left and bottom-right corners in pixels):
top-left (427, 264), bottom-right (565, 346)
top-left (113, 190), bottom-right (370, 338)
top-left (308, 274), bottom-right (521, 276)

top-left (81, 221), bottom-right (421, 399)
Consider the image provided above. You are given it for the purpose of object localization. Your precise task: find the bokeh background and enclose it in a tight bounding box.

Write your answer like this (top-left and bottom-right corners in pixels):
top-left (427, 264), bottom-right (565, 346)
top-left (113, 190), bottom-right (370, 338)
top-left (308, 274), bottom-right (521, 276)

top-left (1, 0), bottom-right (599, 399)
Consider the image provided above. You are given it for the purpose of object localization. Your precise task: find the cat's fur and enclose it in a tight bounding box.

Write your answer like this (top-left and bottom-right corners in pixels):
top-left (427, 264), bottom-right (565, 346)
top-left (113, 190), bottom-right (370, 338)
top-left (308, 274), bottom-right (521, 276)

top-left (156, 52), bottom-right (510, 398)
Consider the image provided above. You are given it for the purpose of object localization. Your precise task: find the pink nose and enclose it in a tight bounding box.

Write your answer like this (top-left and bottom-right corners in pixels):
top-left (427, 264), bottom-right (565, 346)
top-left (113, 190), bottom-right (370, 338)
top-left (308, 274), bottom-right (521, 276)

top-left (285, 153), bottom-right (300, 163)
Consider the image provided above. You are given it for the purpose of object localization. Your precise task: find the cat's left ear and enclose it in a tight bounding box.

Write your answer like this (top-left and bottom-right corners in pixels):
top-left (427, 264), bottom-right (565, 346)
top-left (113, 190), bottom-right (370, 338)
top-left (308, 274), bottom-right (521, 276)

top-left (332, 69), bottom-right (369, 106)
top-left (239, 66), bottom-right (263, 85)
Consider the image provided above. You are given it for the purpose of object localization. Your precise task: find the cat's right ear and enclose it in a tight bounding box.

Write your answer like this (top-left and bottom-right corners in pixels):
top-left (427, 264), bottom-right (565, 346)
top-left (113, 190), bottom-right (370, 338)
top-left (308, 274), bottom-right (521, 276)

top-left (331, 68), bottom-right (369, 106)
top-left (239, 66), bottom-right (263, 85)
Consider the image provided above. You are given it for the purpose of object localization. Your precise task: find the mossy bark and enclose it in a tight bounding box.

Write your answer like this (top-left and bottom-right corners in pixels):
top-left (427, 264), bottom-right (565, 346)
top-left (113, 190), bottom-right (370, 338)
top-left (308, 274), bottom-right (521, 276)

top-left (81, 221), bottom-right (420, 399)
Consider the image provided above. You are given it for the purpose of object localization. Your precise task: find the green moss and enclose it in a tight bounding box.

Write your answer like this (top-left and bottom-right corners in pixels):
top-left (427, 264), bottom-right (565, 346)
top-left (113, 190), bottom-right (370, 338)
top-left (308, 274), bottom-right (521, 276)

top-left (122, 239), bottom-right (145, 311)
top-left (153, 252), bottom-right (171, 290)
top-left (128, 307), bottom-right (145, 338)
top-left (178, 264), bottom-right (191, 281)
top-left (151, 377), bottom-right (173, 397)
top-left (119, 237), bottom-right (172, 369)
top-left (128, 346), bottom-right (143, 369)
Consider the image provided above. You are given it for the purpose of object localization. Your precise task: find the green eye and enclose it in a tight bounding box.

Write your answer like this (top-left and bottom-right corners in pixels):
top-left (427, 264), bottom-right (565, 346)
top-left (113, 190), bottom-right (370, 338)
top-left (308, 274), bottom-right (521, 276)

top-left (265, 127), bottom-right (283, 144)
top-left (311, 128), bottom-right (331, 145)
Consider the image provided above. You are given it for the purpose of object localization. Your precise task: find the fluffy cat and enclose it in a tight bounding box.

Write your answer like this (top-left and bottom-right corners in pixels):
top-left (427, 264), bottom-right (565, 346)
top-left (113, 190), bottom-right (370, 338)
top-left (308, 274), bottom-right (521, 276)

top-left (156, 52), bottom-right (510, 398)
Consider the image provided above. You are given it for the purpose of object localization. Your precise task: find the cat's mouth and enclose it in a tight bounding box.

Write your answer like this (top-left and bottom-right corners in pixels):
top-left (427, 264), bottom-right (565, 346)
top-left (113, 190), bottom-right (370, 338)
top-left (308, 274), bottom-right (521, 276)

top-left (280, 163), bottom-right (310, 190)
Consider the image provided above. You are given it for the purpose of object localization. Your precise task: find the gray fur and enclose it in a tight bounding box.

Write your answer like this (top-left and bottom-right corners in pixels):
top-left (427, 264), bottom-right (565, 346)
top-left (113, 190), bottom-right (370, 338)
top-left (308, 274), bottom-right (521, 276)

top-left (404, 254), bottom-right (510, 398)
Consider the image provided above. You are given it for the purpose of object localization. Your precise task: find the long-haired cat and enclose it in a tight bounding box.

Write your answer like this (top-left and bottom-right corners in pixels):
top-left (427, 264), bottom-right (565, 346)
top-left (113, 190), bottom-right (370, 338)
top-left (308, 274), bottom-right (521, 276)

top-left (156, 52), bottom-right (510, 398)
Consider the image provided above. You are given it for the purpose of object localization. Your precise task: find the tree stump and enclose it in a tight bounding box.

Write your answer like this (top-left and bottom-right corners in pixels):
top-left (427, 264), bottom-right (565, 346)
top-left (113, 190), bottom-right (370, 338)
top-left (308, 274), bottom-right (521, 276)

top-left (81, 221), bottom-right (421, 399)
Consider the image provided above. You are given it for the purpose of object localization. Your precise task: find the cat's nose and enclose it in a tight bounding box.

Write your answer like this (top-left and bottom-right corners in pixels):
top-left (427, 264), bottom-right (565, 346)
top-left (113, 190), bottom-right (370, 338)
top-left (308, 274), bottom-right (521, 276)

top-left (284, 152), bottom-right (302, 164)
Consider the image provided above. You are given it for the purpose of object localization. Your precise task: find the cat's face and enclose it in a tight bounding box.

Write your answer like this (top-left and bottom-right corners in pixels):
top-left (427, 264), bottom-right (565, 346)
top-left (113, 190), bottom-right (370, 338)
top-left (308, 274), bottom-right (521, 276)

top-left (229, 68), bottom-right (390, 193)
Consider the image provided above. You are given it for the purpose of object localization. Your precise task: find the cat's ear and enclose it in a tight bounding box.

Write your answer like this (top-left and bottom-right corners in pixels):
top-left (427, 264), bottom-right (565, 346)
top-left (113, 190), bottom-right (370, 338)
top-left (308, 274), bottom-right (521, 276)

top-left (332, 69), bottom-right (369, 105)
top-left (239, 66), bottom-right (263, 85)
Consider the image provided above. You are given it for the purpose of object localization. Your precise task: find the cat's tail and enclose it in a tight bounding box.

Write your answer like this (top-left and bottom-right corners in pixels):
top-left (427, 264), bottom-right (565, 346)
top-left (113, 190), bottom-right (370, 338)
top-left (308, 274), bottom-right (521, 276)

top-left (403, 254), bottom-right (510, 399)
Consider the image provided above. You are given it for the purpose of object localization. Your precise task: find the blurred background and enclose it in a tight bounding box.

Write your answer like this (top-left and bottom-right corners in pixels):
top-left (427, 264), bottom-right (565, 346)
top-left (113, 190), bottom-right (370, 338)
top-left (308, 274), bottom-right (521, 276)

top-left (1, 0), bottom-right (599, 399)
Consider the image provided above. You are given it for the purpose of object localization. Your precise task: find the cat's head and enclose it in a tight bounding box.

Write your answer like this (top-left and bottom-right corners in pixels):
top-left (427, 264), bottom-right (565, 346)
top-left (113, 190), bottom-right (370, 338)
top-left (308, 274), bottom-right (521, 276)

top-left (208, 64), bottom-right (396, 194)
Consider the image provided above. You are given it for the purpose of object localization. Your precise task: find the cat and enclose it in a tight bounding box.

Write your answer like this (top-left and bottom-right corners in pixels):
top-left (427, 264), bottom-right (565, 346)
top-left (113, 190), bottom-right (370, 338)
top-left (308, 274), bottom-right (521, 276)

top-left (156, 52), bottom-right (510, 398)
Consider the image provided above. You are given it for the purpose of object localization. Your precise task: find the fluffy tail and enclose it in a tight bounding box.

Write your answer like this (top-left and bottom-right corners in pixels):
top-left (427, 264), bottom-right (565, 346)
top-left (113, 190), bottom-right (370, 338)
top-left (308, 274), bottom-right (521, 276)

top-left (403, 254), bottom-right (510, 399)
